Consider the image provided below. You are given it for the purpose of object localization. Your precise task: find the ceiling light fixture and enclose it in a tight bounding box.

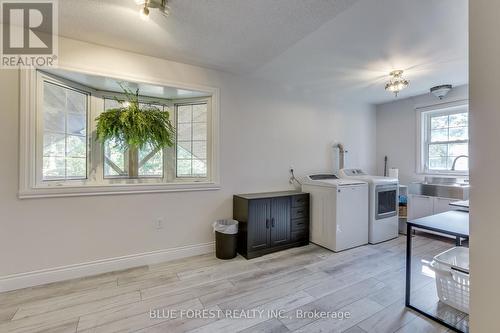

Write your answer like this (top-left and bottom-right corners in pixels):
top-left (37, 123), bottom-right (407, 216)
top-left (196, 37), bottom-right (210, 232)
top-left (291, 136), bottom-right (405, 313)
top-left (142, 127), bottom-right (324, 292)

top-left (430, 84), bottom-right (452, 100)
top-left (136, 0), bottom-right (170, 19)
top-left (385, 70), bottom-right (409, 97)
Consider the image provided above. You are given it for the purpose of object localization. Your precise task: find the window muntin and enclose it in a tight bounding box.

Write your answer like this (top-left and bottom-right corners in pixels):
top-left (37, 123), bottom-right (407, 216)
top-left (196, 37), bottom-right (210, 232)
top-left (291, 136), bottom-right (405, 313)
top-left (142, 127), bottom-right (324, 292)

top-left (422, 108), bottom-right (469, 173)
top-left (176, 103), bottom-right (208, 178)
top-left (42, 81), bottom-right (88, 180)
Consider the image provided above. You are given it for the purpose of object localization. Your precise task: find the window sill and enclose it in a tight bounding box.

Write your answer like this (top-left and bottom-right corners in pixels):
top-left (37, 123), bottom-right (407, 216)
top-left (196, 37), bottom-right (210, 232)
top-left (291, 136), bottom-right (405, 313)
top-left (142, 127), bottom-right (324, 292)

top-left (18, 182), bottom-right (221, 199)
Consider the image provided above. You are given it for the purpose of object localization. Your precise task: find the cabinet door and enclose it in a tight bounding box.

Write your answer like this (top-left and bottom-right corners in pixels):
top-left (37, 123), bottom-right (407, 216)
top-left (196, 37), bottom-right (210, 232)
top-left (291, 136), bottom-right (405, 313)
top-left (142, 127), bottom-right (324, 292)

top-left (408, 195), bottom-right (434, 220)
top-left (433, 197), bottom-right (455, 214)
top-left (270, 197), bottom-right (291, 246)
top-left (248, 199), bottom-right (271, 250)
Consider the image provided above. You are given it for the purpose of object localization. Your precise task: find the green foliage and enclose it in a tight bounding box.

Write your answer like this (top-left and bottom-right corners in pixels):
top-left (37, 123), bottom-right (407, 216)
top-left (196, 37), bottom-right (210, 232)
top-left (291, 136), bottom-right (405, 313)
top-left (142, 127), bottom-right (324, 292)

top-left (95, 86), bottom-right (175, 151)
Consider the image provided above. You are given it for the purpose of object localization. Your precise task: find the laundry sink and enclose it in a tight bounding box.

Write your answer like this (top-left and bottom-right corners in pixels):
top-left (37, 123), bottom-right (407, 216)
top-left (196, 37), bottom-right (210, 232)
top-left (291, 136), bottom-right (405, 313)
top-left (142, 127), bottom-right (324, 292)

top-left (410, 177), bottom-right (469, 200)
top-left (423, 176), bottom-right (459, 184)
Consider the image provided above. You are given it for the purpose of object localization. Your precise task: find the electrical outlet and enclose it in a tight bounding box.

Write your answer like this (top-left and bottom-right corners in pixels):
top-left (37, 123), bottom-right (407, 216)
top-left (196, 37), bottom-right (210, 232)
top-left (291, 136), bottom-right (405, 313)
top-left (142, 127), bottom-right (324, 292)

top-left (155, 218), bottom-right (164, 230)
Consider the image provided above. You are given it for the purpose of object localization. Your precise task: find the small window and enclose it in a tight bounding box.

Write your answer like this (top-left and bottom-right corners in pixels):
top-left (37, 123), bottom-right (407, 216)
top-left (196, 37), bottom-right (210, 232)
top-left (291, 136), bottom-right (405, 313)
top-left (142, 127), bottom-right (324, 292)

top-left (421, 105), bottom-right (469, 174)
top-left (176, 103), bottom-right (208, 178)
top-left (41, 81), bottom-right (88, 180)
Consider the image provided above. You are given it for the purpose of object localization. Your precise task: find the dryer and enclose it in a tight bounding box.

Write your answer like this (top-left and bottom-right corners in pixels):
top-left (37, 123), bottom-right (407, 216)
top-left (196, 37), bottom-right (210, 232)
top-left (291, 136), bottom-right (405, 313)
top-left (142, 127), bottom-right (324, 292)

top-left (301, 174), bottom-right (369, 252)
top-left (338, 169), bottom-right (399, 244)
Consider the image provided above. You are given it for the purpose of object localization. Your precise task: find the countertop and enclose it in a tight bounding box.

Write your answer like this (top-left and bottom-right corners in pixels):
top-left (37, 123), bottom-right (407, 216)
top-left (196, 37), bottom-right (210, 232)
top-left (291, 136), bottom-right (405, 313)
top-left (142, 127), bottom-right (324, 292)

top-left (450, 200), bottom-right (469, 210)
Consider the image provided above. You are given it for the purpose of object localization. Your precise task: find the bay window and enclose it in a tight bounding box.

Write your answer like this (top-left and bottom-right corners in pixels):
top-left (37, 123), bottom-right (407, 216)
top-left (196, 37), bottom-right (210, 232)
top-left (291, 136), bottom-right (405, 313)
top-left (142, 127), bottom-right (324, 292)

top-left (20, 69), bottom-right (219, 198)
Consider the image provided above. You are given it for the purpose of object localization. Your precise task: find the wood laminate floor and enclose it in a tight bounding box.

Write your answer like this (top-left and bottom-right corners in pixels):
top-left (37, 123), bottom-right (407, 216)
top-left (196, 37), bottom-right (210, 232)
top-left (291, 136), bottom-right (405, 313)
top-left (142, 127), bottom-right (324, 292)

top-left (0, 234), bottom-right (469, 333)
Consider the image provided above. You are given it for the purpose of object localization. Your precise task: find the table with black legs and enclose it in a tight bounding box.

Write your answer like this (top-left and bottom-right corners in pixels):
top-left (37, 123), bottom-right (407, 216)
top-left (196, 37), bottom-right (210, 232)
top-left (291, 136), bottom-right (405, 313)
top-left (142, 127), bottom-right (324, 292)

top-left (405, 210), bottom-right (469, 333)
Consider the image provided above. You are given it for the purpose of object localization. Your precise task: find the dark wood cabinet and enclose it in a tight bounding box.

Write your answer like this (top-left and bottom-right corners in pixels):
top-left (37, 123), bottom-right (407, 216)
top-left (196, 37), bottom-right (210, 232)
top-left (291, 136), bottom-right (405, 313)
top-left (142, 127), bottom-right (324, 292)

top-left (233, 191), bottom-right (309, 259)
top-left (247, 199), bottom-right (270, 251)
top-left (270, 197), bottom-right (291, 246)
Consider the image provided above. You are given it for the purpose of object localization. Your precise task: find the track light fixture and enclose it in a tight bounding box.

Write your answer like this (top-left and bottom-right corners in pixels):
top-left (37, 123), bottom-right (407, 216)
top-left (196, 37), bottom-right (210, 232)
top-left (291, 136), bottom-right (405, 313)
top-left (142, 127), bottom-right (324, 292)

top-left (135, 0), bottom-right (170, 19)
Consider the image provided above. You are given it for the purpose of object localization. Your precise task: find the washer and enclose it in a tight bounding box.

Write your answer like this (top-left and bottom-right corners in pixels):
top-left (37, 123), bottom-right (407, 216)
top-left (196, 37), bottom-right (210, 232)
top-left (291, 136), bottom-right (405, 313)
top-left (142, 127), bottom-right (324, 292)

top-left (301, 174), bottom-right (369, 252)
top-left (338, 169), bottom-right (399, 244)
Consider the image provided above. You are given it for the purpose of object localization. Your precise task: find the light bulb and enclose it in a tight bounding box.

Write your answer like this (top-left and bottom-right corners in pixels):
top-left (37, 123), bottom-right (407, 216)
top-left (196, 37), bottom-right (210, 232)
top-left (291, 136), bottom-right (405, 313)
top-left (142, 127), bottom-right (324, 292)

top-left (139, 6), bottom-right (150, 20)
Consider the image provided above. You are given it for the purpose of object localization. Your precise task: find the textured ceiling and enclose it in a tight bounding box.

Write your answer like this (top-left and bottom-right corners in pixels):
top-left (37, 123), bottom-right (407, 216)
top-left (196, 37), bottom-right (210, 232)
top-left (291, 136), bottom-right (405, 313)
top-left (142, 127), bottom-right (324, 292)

top-left (57, 0), bottom-right (468, 104)
top-left (253, 0), bottom-right (469, 104)
top-left (58, 0), bottom-right (359, 73)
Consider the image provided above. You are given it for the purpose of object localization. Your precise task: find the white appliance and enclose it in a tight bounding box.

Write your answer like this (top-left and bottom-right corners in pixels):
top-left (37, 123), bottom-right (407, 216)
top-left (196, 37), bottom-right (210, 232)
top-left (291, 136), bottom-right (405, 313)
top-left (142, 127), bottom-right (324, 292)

top-left (338, 169), bottom-right (399, 244)
top-left (301, 174), bottom-right (369, 252)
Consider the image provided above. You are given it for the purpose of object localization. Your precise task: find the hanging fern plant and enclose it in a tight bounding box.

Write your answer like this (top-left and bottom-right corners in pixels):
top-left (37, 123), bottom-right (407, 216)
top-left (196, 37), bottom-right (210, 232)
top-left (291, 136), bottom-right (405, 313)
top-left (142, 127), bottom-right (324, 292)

top-left (95, 86), bottom-right (175, 151)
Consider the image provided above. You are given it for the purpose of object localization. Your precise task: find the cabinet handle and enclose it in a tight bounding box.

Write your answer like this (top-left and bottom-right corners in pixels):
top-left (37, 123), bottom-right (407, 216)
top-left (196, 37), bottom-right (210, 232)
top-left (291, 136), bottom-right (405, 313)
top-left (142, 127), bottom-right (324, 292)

top-left (266, 219), bottom-right (270, 229)
top-left (271, 218), bottom-right (275, 228)
top-left (296, 210), bottom-right (304, 214)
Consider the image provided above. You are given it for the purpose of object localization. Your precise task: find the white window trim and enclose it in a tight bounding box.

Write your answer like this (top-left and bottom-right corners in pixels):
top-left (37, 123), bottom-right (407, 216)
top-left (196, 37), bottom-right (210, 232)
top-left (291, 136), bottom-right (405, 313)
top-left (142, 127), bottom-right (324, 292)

top-left (173, 99), bottom-right (213, 181)
top-left (35, 71), bottom-right (93, 187)
top-left (19, 68), bottom-right (220, 198)
top-left (415, 99), bottom-right (469, 176)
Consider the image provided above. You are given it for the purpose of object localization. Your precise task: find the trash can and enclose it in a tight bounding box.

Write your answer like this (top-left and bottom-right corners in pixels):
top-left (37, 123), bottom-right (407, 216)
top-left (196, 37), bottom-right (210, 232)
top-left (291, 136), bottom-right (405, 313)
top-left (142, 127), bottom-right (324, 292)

top-left (212, 219), bottom-right (238, 259)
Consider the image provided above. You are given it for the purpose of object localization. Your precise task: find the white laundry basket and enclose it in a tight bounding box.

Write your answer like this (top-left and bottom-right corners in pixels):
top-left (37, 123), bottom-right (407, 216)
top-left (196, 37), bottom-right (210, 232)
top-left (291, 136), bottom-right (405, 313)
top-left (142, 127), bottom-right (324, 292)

top-left (430, 247), bottom-right (470, 314)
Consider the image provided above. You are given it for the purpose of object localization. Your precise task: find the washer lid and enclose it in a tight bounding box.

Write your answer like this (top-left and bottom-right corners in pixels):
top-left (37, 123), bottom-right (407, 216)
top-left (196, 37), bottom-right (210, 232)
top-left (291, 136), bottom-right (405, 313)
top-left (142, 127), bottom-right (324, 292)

top-left (302, 174), bottom-right (367, 187)
top-left (309, 174), bottom-right (339, 180)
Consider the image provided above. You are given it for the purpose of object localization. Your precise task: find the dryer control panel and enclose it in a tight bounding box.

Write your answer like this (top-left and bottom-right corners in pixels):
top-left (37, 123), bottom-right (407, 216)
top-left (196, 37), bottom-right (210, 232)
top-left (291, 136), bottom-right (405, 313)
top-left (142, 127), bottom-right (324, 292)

top-left (341, 169), bottom-right (367, 176)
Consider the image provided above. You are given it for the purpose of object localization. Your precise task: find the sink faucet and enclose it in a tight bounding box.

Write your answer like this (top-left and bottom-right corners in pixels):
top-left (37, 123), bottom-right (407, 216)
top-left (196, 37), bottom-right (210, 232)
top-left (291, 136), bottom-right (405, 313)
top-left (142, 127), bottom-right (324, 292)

top-left (451, 155), bottom-right (469, 171)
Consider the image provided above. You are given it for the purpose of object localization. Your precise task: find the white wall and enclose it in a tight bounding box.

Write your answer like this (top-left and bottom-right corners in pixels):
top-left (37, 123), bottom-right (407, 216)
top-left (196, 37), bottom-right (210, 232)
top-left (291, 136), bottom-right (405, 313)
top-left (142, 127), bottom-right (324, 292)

top-left (469, 1), bottom-right (500, 331)
top-left (375, 85), bottom-right (468, 185)
top-left (0, 38), bottom-right (377, 280)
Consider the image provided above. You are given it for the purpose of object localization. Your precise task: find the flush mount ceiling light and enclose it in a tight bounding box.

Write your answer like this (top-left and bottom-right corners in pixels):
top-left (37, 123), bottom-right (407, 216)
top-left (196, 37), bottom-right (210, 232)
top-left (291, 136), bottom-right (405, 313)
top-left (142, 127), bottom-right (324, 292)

top-left (385, 70), bottom-right (409, 97)
top-left (135, 0), bottom-right (170, 20)
top-left (430, 84), bottom-right (453, 100)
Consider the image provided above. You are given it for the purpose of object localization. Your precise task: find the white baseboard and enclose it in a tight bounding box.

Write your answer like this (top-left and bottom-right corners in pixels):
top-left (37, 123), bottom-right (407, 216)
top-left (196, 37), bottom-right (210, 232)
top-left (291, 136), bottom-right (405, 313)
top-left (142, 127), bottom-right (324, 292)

top-left (0, 242), bottom-right (215, 293)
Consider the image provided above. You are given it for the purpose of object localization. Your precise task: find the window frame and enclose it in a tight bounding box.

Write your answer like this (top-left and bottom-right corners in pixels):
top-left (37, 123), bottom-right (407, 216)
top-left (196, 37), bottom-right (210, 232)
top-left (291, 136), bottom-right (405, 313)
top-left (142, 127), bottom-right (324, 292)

top-left (36, 72), bottom-right (92, 186)
top-left (416, 100), bottom-right (469, 176)
top-left (174, 99), bottom-right (212, 181)
top-left (19, 69), bottom-right (220, 198)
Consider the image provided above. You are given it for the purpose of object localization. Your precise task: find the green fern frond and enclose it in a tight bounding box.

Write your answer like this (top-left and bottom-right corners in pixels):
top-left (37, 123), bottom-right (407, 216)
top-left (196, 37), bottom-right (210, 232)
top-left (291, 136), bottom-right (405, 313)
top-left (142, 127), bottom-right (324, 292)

top-left (95, 86), bottom-right (175, 151)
